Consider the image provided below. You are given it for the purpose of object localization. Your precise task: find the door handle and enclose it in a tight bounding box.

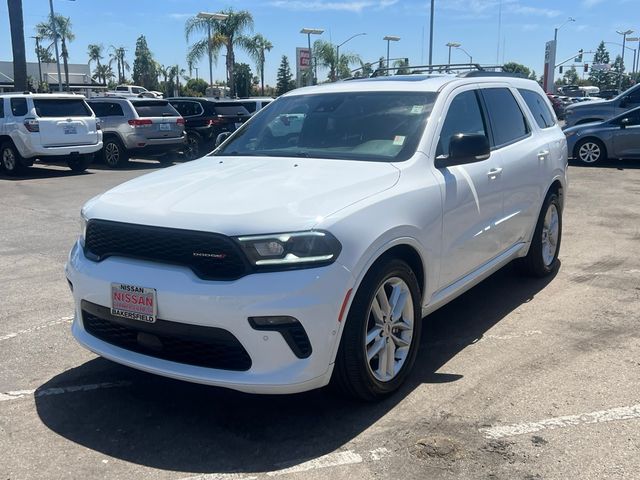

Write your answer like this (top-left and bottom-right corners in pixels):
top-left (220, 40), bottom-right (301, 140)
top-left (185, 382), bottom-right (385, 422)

top-left (538, 149), bottom-right (550, 160)
top-left (487, 167), bottom-right (503, 179)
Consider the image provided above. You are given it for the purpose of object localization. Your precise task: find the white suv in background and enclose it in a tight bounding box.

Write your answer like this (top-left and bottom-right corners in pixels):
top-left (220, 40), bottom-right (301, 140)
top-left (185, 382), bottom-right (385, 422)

top-left (0, 93), bottom-right (102, 175)
top-left (66, 73), bottom-right (567, 401)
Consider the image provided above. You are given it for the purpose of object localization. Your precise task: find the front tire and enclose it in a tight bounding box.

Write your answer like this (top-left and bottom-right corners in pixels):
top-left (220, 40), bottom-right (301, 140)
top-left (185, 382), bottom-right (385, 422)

top-left (68, 154), bottom-right (93, 173)
top-left (183, 132), bottom-right (202, 161)
top-left (332, 258), bottom-right (422, 401)
top-left (1, 141), bottom-right (25, 176)
top-left (575, 138), bottom-right (606, 165)
top-left (517, 192), bottom-right (562, 277)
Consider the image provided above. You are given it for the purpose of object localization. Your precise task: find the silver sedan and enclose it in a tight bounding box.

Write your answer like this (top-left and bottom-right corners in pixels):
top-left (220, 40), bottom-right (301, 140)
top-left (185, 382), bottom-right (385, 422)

top-left (564, 106), bottom-right (640, 164)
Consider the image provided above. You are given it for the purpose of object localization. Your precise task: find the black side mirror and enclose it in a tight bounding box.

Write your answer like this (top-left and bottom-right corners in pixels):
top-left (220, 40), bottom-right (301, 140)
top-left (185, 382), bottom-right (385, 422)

top-left (435, 133), bottom-right (490, 169)
top-left (215, 131), bottom-right (231, 147)
top-left (620, 117), bottom-right (630, 129)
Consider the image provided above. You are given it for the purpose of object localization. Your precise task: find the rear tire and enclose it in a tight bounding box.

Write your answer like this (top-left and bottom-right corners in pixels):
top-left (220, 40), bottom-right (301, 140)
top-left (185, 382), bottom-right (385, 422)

top-left (332, 258), bottom-right (422, 401)
top-left (68, 154), bottom-right (93, 173)
top-left (516, 192), bottom-right (562, 277)
top-left (184, 132), bottom-right (202, 161)
top-left (574, 138), bottom-right (606, 165)
top-left (102, 137), bottom-right (128, 169)
top-left (1, 141), bottom-right (25, 176)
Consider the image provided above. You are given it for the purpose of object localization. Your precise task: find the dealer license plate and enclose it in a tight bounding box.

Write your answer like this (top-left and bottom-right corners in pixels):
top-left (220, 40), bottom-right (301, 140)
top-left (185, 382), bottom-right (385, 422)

top-left (111, 283), bottom-right (157, 323)
top-left (159, 123), bottom-right (171, 131)
top-left (63, 125), bottom-right (77, 135)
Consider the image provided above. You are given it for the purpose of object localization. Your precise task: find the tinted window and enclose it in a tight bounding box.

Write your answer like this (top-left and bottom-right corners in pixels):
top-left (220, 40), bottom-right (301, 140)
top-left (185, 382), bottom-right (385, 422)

top-left (214, 102), bottom-right (251, 116)
top-left (239, 101), bottom-right (257, 113)
top-left (169, 101), bottom-right (203, 117)
top-left (627, 87), bottom-right (640, 104)
top-left (132, 87), bottom-right (144, 94)
top-left (88, 102), bottom-right (124, 117)
top-left (437, 90), bottom-right (487, 157)
top-left (0, 99), bottom-right (4, 118)
top-left (115, 86), bottom-right (128, 91)
top-left (519, 89), bottom-right (555, 129)
top-left (216, 91), bottom-right (438, 162)
top-left (481, 88), bottom-right (530, 147)
top-left (617, 108), bottom-right (640, 126)
top-left (10, 98), bottom-right (28, 116)
top-left (131, 100), bottom-right (179, 117)
top-left (33, 99), bottom-right (92, 117)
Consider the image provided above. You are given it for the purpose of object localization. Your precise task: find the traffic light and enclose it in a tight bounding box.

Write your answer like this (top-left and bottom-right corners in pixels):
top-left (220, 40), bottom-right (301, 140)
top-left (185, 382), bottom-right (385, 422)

top-left (584, 64), bottom-right (589, 73)
top-left (575, 49), bottom-right (583, 62)
top-left (559, 66), bottom-right (564, 73)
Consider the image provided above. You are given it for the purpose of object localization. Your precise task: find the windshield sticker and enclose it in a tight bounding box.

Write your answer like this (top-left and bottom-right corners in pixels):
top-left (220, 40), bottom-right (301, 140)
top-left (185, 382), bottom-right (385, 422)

top-left (393, 135), bottom-right (406, 146)
top-left (410, 105), bottom-right (424, 114)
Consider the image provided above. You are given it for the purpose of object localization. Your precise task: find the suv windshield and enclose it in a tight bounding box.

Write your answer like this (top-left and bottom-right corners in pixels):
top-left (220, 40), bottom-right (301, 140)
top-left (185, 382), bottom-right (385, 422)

top-left (33, 99), bottom-right (92, 117)
top-left (131, 100), bottom-right (179, 117)
top-left (215, 91), bottom-right (437, 162)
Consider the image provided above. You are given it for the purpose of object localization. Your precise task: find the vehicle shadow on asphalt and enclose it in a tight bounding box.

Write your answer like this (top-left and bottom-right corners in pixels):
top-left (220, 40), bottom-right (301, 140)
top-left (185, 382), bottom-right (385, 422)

top-left (569, 158), bottom-right (640, 170)
top-left (0, 166), bottom-right (93, 181)
top-left (34, 263), bottom-right (558, 475)
top-left (88, 159), bottom-right (173, 171)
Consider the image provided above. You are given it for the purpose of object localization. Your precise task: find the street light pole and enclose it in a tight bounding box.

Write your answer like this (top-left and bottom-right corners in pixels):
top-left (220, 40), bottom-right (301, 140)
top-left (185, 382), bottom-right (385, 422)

top-left (32, 36), bottom-right (43, 91)
top-left (617, 29), bottom-right (634, 92)
top-left (428, 0), bottom-right (434, 69)
top-left (456, 45), bottom-right (472, 64)
top-left (300, 28), bottom-right (324, 86)
top-left (383, 35), bottom-right (400, 75)
top-left (48, 0), bottom-right (63, 92)
top-left (549, 17), bottom-right (575, 92)
top-left (445, 42), bottom-right (461, 70)
top-left (335, 32), bottom-right (366, 81)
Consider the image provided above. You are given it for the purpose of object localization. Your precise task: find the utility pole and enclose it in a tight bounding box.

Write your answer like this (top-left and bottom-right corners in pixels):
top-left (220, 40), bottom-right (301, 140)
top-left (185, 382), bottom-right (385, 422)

top-left (32, 36), bottom-right (43, 91)
top-left (428, 0), bottom-right (435, 69)
top-left (48, 0), bottom-right (63, 91)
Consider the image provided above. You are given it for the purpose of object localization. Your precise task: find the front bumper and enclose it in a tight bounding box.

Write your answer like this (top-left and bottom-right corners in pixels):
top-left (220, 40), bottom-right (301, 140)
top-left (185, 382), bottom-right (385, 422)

top-left (65, 241), bottom-right (355, 394)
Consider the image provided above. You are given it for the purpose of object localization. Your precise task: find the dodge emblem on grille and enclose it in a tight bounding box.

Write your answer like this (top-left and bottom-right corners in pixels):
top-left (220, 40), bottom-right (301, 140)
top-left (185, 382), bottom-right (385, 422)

top-left (192, 252), bottom-right (227, 259)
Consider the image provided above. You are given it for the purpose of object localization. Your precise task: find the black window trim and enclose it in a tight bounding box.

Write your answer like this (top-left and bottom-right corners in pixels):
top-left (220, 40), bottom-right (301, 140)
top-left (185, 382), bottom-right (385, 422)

top-left (479, 87), bottom-right (532, 151)
top-left (517, 88), bottom-right (557, 130)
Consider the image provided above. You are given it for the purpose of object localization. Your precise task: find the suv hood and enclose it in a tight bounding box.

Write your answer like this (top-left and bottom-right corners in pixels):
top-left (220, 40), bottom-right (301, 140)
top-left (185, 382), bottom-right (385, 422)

top-left (84, 156), bottom-right (400, 235)
top-left (566, 99), bottom-right (614, 113)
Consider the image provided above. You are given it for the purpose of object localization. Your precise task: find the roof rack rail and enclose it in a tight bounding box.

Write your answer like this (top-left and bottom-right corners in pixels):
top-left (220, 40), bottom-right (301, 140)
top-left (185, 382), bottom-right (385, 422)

top-left (346, 62), bottom-right (513, 80)
top-left (458, 70), bottom-right (525, 78)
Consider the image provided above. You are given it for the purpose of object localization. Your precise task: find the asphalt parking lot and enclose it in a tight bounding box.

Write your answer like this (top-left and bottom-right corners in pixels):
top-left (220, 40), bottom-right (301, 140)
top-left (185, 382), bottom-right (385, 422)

top-left (1, 158), bottom-right (639, 480)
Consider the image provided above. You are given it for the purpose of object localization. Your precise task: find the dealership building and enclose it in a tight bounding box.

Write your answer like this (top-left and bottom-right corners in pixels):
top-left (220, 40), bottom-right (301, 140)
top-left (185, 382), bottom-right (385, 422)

top-left (0, 60), bottom-right (105, 94)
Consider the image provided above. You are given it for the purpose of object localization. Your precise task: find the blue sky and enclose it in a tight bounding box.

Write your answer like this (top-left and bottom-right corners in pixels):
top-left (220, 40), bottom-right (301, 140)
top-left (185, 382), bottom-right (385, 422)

top-left (0, 0), bottom-right (637, 86)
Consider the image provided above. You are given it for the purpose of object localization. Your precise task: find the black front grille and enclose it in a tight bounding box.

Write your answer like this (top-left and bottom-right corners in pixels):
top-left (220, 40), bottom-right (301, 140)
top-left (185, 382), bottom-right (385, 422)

top-left (84, 219), bottom-right (250, 280)
top-left (82, 301), bottom-right (252, 371)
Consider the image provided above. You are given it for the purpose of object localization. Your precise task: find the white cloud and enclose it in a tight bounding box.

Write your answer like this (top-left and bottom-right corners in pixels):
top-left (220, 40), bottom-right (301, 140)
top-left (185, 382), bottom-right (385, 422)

top-left (269, 0), bottom-right (398, 13)
top-left (582, 0), bottom-right (605, 7)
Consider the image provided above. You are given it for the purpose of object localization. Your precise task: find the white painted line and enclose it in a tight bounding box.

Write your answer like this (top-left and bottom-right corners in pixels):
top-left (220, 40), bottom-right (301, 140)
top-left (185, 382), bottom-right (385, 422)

top-left (480, 403), bottom-right (640, 439)
top-left (178, 474), bottom-right (258, 480)
top-left (266, 450), bottom-right (363, 476)
top-left (369, 447), bottom-right (391, 461)
top-left (483, 330), bottom-right (542, 341)
top-left (0, 316), bottom-right (73, 342)
top-left (0, 381), bottom-right (131, 403)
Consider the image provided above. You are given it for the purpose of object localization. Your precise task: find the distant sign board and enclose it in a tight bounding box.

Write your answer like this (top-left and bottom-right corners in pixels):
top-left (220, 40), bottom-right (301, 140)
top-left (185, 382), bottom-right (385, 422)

top-left (296, 47), bottom-right (311, 87)
top-left (591, 63), bottom-right (611, 71)
top-left (543, 40), bottom-right (556, 93)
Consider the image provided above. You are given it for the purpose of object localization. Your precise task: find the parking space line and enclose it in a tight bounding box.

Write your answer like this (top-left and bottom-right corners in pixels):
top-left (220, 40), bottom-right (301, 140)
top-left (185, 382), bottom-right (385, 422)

top-left (480, 403), bottom-right (640, 439)
top-left (177, 448), bottom-right (390, 480)
top-left (0, 316), bottom-right (73, 341)
top-left (0, 381), bottom-right (132, 402)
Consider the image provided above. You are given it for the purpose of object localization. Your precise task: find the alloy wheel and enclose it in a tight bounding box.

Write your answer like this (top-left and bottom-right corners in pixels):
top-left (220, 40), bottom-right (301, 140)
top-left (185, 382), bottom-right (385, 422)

top-left (578, 142), bottom-right (601, 163)
top-left (541, 203), bottom-right (559, 267)
top-left (2, 147), bottom-right (16, 171)
top-left (105, 143), bottom-right (120, 167)
top-left (365, 277), bottom-right (415, 382)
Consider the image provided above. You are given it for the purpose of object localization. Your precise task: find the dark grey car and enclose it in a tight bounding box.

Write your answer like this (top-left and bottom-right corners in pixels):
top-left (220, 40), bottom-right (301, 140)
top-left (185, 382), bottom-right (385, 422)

top-left (564, 84), bottom-right (640, 127)
top-left (564, 106), bottom-right (640, 164)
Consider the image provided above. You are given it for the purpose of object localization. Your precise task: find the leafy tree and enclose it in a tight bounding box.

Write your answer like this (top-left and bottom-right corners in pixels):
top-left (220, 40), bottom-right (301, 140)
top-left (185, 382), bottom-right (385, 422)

top-left (92, 64), bottom-right (114, 85)
top-left (8, 0), bottom-right (27, 91)
top-left (185, 8), bottom-right (254, 97)
top-left (563, 66), bottom-right (580, 85)
top-left (37, 14), bottom-right (75, 90)
top-left (394, 58), bottom-right (410, 75)
top-left (183, 78), bottom-right (208, 97)
top-left (312, 39), bottom-right (360, 81)
top-left (233, 63), bottom-right (253, 97)
top-left (502, 61), bottom-right (536, 80)
top-left (354, 61), bottom-right (373, 78)
top-left (276, 55), bottom-right (295, 96)
top-left (87, 44), bottom-right (103, 78)
top-left (109, 46), bottom-right (129, 84)
top-left (610, 54), bottom-right (633, 90)
top-left (245, 34), bottom-right (273, 95)
top-left (588, 41), bottom-right (613, 89)
top-left (132, 35), bottom-right (158, 89)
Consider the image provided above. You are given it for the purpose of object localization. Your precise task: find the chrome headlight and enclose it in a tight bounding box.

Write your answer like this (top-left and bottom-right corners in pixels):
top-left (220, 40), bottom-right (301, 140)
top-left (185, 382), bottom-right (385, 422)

top-left (79, 211), bottom-right (88, 245)
top-left (236, 231), bottom-right (342, 270)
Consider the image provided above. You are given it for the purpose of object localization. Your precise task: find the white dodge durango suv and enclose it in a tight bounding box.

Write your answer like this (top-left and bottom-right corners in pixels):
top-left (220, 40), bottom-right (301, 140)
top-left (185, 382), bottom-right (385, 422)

top-left (66, 73), bottom-right (567, 400)
top-left (0, 93), bottom-right (102, 175)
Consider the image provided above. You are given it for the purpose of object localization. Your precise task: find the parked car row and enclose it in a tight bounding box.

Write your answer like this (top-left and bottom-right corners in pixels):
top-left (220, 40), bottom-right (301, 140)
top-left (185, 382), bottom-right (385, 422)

top-left (0, 93), bottom-right (273, 175)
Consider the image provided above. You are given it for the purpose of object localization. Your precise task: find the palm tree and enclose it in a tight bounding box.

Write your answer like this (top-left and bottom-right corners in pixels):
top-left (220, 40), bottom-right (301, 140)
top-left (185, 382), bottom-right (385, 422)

top-left (92, 64), bottom-right (114, 85)
top-left (108, 46), bottom-right (129, 84)
top-left (87, 44), bottom-right (103, 77)
top-left (245, 34), bottom-right (272, 95)
top-left (37, 14), bottom-right (74, 90)
top-left (313, 39), bottom-right (361, 82)
top-left (185, 8), bottom-right (254, 97)
top-left (8, 0), bottom-right (27, 92)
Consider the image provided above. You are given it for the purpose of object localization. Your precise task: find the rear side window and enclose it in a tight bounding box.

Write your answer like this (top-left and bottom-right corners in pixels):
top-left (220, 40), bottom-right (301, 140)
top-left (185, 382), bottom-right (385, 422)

top-left (132, 87), bottom-right (144, 94)
top-left (213, 102), bottom-right (251, 116)
top-left (481, 88), bottom-right (530, 147)
top-left (437, 90), bottom-right (487, 157)
top-left (0, 99), bottom-right (4, 118)
top-left (88, 102), bottom-right (124, 117)
top-left (33, 99), bottom-right (92, 117)
top-left (115, 86), bottom-right (128, 91)
top-left (518, 89), bottom-right (555, 129)
top-left (170, 101), bottom-right (203, 117)
top-left (10, 98), bottom-right (28, 116)
top-left (131, 100), bottom-right (179, 117)
top-left (239, 101), bottom-right (257, 113)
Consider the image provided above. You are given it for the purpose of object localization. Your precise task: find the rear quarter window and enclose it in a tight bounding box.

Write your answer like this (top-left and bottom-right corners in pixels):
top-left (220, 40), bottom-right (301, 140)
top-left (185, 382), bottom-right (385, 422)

top-left (214, 103), bottom-right (251, 116)
top-left (33, 99), bottom-right (92, 117)
top-left (10, 98), bottom-right (28, 117)
top-left (518, 89), bottom-right (556, 129)
top-left (481, 88), bottom-right (531, 147)
top-left (169, 101), bottom-right (203, 117)
top-left (131, 101), bottom-right (179, 117)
